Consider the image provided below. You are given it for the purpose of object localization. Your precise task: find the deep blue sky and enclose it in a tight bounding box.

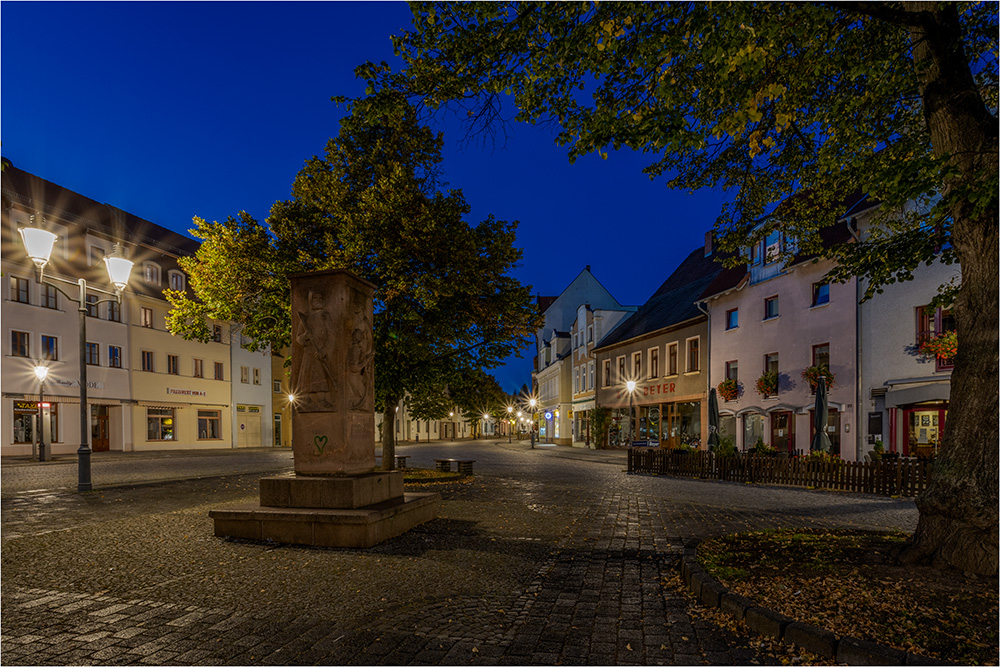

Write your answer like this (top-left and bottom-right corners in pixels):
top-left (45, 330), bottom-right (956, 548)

top-left (2, 1), bottom-right (726, 394)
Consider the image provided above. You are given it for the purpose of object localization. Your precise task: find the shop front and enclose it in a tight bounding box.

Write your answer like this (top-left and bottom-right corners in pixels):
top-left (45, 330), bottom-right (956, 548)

top-left (885, 381), bottom-right (950, 458)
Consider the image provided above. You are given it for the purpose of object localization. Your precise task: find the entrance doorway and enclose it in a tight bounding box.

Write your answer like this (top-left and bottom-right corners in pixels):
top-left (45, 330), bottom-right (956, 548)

top-left (91, 405), bottom-right (110, 452)
top-left (903, 403), bottom-right (947, 457)
top-left (273, 415), bottom-right (282, 447)
top-left (770, 411), bottom-right (794, 453)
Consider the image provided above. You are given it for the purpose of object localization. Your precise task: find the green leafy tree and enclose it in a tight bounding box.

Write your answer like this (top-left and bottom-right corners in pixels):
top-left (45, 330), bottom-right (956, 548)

top-left (391, 2), bottom-right (998, 574)
top-left (167, 90), bottom-right (540, 470)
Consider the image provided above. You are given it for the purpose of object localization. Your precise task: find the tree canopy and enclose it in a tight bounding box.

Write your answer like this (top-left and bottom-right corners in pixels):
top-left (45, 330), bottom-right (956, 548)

top-left (166, 90), bottom-right (541, 467)
top-left (389, 2), bottom-right (998, 574)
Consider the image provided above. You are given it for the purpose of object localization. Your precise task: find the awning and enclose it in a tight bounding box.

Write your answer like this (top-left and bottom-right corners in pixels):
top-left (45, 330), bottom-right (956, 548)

top-left (886, 383), bottom-right (950, 408)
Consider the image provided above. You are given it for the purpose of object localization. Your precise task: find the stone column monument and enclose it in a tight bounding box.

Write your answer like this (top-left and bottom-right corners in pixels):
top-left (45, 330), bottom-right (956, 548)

top-left (209, 269), bottom-right (439, 548)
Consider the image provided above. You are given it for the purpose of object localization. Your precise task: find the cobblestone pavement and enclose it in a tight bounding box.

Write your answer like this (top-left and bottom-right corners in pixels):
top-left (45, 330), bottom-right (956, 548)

top-left (1, 441), bottom-right (918, 665)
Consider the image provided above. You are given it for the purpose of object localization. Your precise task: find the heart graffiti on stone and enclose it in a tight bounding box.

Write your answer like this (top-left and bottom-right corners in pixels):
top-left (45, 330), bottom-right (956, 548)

top-left (314, 434), bottom-right (328, 454)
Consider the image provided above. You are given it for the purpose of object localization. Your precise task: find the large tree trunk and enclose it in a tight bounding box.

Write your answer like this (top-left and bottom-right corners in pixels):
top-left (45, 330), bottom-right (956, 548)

top-left (898, 3), bottom-right (999, 575)
top-left (380, 398), bottom-right (402, 472)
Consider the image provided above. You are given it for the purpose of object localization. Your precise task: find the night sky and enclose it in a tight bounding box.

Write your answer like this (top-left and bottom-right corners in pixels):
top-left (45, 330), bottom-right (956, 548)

top-left (2, 1), bottom-right (728, 393)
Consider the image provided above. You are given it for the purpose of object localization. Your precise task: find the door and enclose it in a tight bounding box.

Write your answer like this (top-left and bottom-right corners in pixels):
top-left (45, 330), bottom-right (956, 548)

top-left (91, 405), bottom-right (110, 452)
top-left (273, 415), bottom-right (282, 447)
top-left (237, 411), bottom-right (262, 448)
top-left (770, 411), bottom-right (794, 453)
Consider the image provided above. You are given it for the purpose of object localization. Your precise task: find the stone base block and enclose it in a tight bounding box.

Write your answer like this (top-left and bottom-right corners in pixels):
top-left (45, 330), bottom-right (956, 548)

top-left (260, 472), bottom-right (402, 509)
top-left (209, 493), bottom-right (439, 548)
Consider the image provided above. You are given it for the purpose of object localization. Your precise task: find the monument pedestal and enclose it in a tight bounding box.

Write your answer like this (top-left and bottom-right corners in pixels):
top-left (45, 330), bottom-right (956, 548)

top-left (210, 472), bottom-right (440, 548)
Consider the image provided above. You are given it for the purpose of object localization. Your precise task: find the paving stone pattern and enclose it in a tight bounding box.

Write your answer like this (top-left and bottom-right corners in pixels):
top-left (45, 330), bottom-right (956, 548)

top-left (1, 443), bottom-right (917, 665)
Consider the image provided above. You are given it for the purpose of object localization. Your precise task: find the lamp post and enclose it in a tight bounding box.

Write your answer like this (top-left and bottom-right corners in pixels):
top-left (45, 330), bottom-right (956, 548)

top-left (507, 406), bottom-right (513, 443)
top-left (626, 380), bottom-right (637, 447)
top-left (19, 223), bottom-right (133, 492)
top-left (482, 413), bottom-right (490, 439)
top-left (34, 365), bottom-right (49, 461)
top-left (449, 411), bottom-right (454, 441)
top-left (529, 398), bottom-right (537, 449)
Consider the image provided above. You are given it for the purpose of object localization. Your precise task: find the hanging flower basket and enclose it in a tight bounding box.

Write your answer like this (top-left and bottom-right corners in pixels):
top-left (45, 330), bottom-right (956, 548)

top-left (717, 378), bottom-right (743, 402)
top-left (919, 330), bottom-right (958, 359)
top-left (754, 371), bottom-right (778, 397)
top-left (801, 365), bottom-right (835, 391)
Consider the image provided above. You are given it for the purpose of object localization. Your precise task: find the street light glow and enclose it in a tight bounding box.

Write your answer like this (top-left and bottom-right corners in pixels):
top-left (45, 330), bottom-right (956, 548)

top-left (18, 227), bottom-right (57, 269)
top-left (626, 380), bottom-right (637, 393)
top-left (34, 365), bottom-right (49, 382)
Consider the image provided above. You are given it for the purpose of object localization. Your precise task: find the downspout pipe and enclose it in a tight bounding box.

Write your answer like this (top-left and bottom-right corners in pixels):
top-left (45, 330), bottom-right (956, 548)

top-left (848, 217), bottom-right (863, 462)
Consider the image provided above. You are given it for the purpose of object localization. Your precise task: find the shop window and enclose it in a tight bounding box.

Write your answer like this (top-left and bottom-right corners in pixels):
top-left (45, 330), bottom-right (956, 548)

top-left (13, 408), bottom-right (35, 443)
top-left (811, 282), bottom-right (830, 307)
top-left (141, 307), bottom-right (154, 328)
top-left (198, 410), bottom-right (222, 440)
top-left (686, 337), bottom-right (700, 373)
top-left (743, 413), bottom-right (765, 450)
top-left (11, 276), bottom-right (29, 304)
top-left (764, 296), bottom-right (779, 320)
top-left (214, 362), bottom-right (225, 380)
top-left (109, 345), bottom-right (122, 368)
top-left (725, 308), bottom-right (738, 330)
top-left (12, 330), bottom-right (29, 357)
top-left (86, 342), bottom-right (100, 366)
top-left (193, 358), bottom-right (204, 378)
top-left (167, 355), bottom-right (179, 375)
top-left (147, 408), bottom-right (174, 441)
top-left (41, 284), bottom-right (58, 309)
top-left (41, 335), bottom-right (58, 361)
top-left (141, 350), bottom-right (154, 372)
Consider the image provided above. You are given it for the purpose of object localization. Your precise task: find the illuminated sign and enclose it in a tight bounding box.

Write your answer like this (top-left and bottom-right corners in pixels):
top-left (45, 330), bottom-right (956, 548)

top-left (544, 411), bottom-right (553, 420)
top-left (167, 388), bottom-right (207, 397)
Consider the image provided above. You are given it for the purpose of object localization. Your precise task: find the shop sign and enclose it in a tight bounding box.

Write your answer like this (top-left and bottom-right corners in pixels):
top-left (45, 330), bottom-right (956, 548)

top-left (236, 405), bottom-right (261, 413)
top-left (14, 401), bottom-right (38, 412)
top-left (53, 378), bottom-right (105, 390)
top-left (167, 388), bottom-right (207, 397)
top-left (616, 382), bottom-right (676, 400)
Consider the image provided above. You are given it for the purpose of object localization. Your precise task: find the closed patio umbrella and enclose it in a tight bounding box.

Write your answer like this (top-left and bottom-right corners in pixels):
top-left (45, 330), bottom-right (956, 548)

top-left (811, 377), bottom-right (833, 453)
top-left (707, 388), bottom-right (720, 450)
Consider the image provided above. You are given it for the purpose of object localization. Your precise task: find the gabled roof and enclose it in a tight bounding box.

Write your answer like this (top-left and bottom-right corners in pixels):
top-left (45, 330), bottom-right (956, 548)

top-left (594, 246), bottom-right (724, 350)
top-left (536, 295), bottom-right (558, 314)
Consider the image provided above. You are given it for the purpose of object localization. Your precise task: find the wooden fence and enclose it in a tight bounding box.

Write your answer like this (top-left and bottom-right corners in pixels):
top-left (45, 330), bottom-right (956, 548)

top-left (627, 448), bottom-right (929, 497)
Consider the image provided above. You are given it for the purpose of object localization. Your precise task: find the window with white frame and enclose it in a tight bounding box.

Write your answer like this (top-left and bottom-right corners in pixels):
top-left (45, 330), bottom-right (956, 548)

top-left (617, 356), bottom-right (626, 384)
top-left (144, 262), bottom-right (161, 285)
top-left (686, 337), bottom-right (700, 373)
top-left (725, 360), bottom-right (739, 382)
top-left (667, 342), bottom-right (678, 376)
top-left (193, 358), bottom-right (204, 378)
top-left (573, 368), bottom-right (579, 393)
top-left (141, 307), bottom-right (154, 328)
top-left (241, 366), bottom-right (249, 383)
top-left (649, 347), bottom-right (659, 378)
top-left (169, 270), bottom-right (185, 291)
top-left (11, 276), bottom-right (29, 304)
top-left (12, 330), bottom-right (29, 357)
top-left (589, 361), bottom-right (595, 390)
top-left (273, 380), bottom-right (282, 393)
top-left (253, 368), bottom-right (261, 385)
top-left (603, 359), bottom-right (611, 387)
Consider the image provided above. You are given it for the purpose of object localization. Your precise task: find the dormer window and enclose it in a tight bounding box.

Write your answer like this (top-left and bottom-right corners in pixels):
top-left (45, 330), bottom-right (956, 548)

top-left (168, 270), bottom-right (185, 291)
top-left (144, 262), bottom-right (161, 285)
top-left (764, 231), bottom-right (781, 264)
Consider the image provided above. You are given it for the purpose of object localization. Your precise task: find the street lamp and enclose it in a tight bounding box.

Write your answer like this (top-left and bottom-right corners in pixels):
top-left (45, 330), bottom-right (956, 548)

top-left (19, 222), bottom-right (133, 492)
top-left (626, 380), bottom-right (637, 447)
top-left (507, 406), bottom-right (513, 443)
top-left (529, 398), bottom-right (537, 449)
top-left (34, 365), bottom-right (49, 462)
top-left (482, 412), bottom-right (490, 439)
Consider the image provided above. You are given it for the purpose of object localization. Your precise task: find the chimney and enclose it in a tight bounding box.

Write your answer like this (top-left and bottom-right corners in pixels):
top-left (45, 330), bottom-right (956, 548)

top-left (585, 265), bottom-right (591, 272)
top-left (704, 231), bottom-right (714, 257)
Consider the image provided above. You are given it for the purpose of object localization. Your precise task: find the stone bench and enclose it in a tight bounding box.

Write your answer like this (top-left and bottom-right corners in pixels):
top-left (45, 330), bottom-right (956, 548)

top-left (434, 458), bottom-right (475, 475)
top-left (375, 455), bottom-right (410, 468)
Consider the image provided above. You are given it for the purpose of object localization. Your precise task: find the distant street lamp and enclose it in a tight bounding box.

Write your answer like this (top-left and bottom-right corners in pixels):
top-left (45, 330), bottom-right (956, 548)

top-left (482, 413), bottom-right (490, 439)
top-left (34, 365), bottom-right (49, 462)
top-left (529, 398), bottom-right (537, 449)
top-left (19, 222), bottom-right (133, 492)
top-left (507, 406), bottom-right (513, 443)
top-left (626, 380), bottom-right (637, 447)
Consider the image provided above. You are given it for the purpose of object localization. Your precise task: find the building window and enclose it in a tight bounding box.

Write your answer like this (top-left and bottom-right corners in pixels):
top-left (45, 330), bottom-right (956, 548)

top-left (764, 296), bottom-right (779, 320)
top-left (108, 300), bottom-right (121, 322)
top-left (167, 354), bottom-right (179, 375)
top-left (11, 276), bottom-right (29, 304)
top-left (41, 335), bottom-right (58, 360)
top-left (240, 366), bottom-right (249, 383)
top-left (632, 352), bottom-right (642, 380)
top-left (41, 284), bottom-right (58, 309)
top-left (11, 331), bottom-right (29, 357)
top-left (198, 410), bottom-right (222, 440)
top-left (573, 368), bottom-right (579, 393)
top-left (725, 360), bottom-right (739, 382)
top-left (141, 307), bottom-right (154, 328)
top-left (86, 342), bottom-right (100, 365)
top-left (765, 352), bottom-right (779, 376)
top-left (587, 326), bottom-right (594, 343)
top-left (141, 350), bottom-right (154, 372)
top-left (193, 358), bottom-right (204, 378)
top-left (253, 368), bottom-right (261, 385)
top-left (144, 262), bottom-right (161, 285)
top-left (274, 380), bottom-right (282, 393)
top-left (169, 270), bottom-right (185, 291)
top-left (589, 361), bottom-right (595, 390)
top-left (649, 347), bottom-right (659, 379)
top-left (764, 230), bottom-right (781, 264)
top-left (667, 342), bottom-right (678, 376)
top-left (213, 325), bottom-right (223, 343)
top-left (109, 345), bottom-right (122, 368)
top-left (812, 343), bottom-right (830, 369)
top-left (917, 306), bottom-right (956, 371)
top-left (812, 282), bottom-right (830, 307)
top-left (214, 362), bottom-right (224, 380)
top-left (686, 337), bottom-right (700, 373)
top-left (603, 359), bottom-right (611, 387)
top-left (89, 245), bottom-right (105, 266)
top-left (86, 294), bottom-right (99, 317)
top-left (617, 356), bottom-right (626, 383)
top-left (725, 308), bottom-right (739, 330)
top-left (13, 410), bottom-right (35, 444)
top-left (147, 408), bottom-right (174, 441)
